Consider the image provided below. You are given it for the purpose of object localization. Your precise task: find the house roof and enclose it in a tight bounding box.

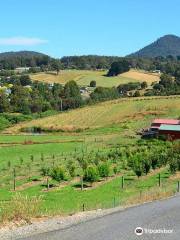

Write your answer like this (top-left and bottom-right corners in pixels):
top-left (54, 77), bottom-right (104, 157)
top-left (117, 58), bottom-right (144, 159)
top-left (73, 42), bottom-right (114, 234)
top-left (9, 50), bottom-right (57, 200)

top-left (159, 124), bottom-right (180, 132)
top-left (152, 119), bottom-right (180, 125)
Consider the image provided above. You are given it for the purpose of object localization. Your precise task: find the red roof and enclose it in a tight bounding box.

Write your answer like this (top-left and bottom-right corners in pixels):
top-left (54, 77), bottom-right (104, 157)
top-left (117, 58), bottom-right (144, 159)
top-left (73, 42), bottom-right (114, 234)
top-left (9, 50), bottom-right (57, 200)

top-left (152, 119), bottom-right (180, 125)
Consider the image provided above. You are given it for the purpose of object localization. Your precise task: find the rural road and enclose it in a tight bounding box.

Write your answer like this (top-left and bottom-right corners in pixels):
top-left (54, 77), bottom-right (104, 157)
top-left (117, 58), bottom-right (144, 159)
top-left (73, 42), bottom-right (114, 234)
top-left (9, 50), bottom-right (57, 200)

top-left (21, 195), bottom-right (180, 240)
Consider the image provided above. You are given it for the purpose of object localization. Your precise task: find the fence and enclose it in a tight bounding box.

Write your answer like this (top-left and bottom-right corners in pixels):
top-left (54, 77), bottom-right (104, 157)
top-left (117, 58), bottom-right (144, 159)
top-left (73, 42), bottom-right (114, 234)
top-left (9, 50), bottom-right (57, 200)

top-left (0, 173), bottom-right (179, 220)
top-left (77, 180), bottom-right (179, 214)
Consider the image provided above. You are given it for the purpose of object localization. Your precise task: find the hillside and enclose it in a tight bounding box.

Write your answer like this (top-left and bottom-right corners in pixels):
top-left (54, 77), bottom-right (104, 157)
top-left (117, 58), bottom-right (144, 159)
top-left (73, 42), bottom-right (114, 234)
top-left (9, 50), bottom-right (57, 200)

top-left (0, 51), bottom-right (48, 59)
top-left (5, 96), bottom-right (180, 134)
top-left (0, 51), bottom-right (51, 69)
top-left (30, 69), bottom-right (159, 87)
top-left (129, 34), bottom-right (180, 58)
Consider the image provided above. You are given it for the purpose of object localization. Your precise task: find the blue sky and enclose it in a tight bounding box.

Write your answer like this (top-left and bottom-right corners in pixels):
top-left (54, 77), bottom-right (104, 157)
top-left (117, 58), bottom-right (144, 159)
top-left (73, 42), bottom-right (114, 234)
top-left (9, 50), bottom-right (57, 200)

top-left (0, 0), bottom-right (180, 57)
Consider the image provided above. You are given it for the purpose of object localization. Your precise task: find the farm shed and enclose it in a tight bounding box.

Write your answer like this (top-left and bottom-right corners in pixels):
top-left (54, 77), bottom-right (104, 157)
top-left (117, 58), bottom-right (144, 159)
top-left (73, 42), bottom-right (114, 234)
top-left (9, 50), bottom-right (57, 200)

top-left (158, 124), bottom-right (180, 140)
top-left (142, 118), bottom-right (180, 139)
top-left (151, 119), bottom-right (180, 128)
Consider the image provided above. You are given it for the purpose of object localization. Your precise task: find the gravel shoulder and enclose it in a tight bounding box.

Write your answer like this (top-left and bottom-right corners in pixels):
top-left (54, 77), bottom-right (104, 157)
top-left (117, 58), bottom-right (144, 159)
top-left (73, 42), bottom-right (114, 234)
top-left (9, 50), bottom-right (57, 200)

top-left (0, 207), bottom-right (124, 240)
top-left (0, 194), bottom-right (179, 240)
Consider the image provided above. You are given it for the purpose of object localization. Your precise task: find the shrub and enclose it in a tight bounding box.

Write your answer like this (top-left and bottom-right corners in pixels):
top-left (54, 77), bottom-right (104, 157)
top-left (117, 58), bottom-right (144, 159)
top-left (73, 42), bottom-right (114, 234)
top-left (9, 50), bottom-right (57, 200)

top-left (50, 166), bottom-right (67, 182)
top-left (141, 81), bottom-right (148, 89)
top-left (77, 158), bottom-right (88, 170)
top-left (0, 116), bottom-right (11, 131)
top-left (150, 154), bottom-right (158, 170)
top-left (113, 165), bottom-right (118, 174)
top-left (90, 80), bottom-right (96, 87)
top-left (132, 156), bottom-right (143, 178)
top-left (40, 166), bottom-right (50, 176)
top-left (143, 158), bottom-right (151, 175)
top-left (68, 164), bottom-right (76, 178)
top-left (169, 158), bottom-right (178, 174)
top-left (83, 165), bottom-right (99, 183)
top-left (133, 90), bottom-right (141, 97)
top-left (98, 162), bottom-right (110, 178)
top-left (134, 167), bottom-right (143, 178)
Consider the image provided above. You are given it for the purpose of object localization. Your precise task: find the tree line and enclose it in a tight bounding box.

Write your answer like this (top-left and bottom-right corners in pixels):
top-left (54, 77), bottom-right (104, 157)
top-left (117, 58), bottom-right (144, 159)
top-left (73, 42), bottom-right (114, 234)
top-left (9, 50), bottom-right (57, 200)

top-left (2, 51), bottom-right (180, 72)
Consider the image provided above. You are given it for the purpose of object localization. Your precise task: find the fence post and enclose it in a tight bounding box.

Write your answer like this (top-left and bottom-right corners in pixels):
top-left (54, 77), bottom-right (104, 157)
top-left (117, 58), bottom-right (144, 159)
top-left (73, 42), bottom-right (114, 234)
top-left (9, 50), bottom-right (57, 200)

top-left (13, 168), bottom-right (16, 191)
top-left (177, 181), bottom-right (180, 193)
top-left (139, 190), bottom-right (142, 200)
top-left (121, 176), bottom-right (124, 189)
top-left (82, 203), bottom-right (85, 212)
top-left (158, 173), bottom-right (161, 187)
top-left (81, 177), bottom-right (83, 191)
top-left (113, 197), bottom-right (116, 208)
top-left (47, 177), bottom-right (49, 191)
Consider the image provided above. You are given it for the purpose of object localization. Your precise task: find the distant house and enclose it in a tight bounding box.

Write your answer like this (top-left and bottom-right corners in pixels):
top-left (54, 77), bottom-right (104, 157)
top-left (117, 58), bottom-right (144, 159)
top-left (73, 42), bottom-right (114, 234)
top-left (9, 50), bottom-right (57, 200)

top-left (15, 67), bottom-right (30, 73)
top-left (48, 83), bottom-right (54, 89)
top-left (80, 89), bottom-right (86, 94)
top-left (152, 70), bottom-right (161, 74)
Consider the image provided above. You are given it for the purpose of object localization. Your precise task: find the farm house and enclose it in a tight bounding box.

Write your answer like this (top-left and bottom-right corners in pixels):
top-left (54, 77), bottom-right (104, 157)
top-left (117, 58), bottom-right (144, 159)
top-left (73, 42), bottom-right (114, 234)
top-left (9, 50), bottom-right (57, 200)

top-left (142, 118), bottom-right (180, 140)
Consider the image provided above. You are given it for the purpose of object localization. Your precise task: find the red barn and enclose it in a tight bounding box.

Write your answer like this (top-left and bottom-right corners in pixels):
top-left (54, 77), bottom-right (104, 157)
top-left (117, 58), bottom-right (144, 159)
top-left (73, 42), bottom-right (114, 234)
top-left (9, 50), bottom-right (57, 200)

top-left (142, 118), bottom-right (180, 139)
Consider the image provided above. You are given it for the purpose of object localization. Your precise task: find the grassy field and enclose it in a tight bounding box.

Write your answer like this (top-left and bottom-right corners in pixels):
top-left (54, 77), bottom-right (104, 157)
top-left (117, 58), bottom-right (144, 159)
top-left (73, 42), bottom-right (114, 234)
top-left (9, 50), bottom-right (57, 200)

top-left (5, 96), bottom-right (180, 133)
top-left (0, 96), bottom-right (179, 222)
top-left (30, 69), bottom-right (160, 87)
top-left (19, 168), bottom-right (178, 215)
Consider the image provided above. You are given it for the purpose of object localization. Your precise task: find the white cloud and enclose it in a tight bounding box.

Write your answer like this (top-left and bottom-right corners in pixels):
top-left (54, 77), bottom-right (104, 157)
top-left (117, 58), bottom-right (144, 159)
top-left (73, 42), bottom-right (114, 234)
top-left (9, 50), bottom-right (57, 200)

top-left (0, 37), bottom-right (48, 46)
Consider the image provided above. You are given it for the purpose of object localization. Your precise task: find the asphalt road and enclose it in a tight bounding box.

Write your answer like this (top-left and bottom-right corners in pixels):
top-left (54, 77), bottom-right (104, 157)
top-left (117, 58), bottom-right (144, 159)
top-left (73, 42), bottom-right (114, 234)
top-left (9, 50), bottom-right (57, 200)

top-left (22, 194), bottom-right (180, 240)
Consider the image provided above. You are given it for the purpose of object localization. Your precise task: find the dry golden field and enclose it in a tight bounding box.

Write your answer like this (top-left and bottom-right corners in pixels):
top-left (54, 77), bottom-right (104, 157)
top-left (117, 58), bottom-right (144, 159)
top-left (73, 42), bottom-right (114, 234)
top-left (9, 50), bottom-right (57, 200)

top-left (30, 69), bottom-right (160, 87)
top-left (121, 70), bottom-right (160, 82)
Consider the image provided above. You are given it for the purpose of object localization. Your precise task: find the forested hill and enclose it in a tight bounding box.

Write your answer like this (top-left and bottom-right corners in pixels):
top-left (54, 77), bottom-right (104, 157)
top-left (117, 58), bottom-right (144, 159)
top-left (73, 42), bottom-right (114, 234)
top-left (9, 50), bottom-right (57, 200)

top-left (0, 51), bottom-right (47, 59)
top-left (0, 52), bottom-right (124, 70)
top-left (0, 51), bottom-right (52, 69)
top-left (129, 34), bottom-right (180, 58)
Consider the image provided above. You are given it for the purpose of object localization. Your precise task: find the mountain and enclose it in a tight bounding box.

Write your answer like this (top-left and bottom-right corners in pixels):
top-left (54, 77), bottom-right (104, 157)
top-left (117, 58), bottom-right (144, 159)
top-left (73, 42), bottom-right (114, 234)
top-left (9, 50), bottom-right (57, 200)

top-left (129, 34), bottom-right (180, 58)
